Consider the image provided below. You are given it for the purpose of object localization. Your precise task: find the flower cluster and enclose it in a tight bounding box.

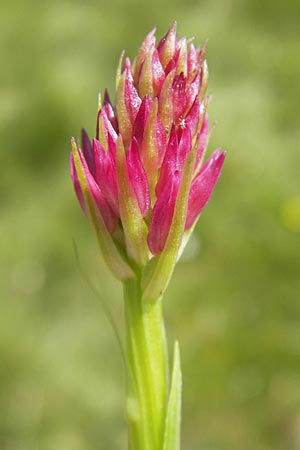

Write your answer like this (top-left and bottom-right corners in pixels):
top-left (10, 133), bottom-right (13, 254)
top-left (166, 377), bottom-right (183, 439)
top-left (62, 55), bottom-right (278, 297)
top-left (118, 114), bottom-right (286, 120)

top-left (70, 23), bottom-right (226, 288)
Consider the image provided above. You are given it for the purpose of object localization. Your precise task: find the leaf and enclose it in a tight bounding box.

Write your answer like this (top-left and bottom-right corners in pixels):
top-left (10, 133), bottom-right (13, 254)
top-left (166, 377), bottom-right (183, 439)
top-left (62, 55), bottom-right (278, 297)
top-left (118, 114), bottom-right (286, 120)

top-left (163, 341), bottom-right (182, 450)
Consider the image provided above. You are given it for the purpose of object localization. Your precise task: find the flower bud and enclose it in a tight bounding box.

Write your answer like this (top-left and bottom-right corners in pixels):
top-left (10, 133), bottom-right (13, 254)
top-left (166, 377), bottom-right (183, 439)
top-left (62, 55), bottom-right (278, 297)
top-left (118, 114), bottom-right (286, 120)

top-left (70, 24), bottom-right (226, 290)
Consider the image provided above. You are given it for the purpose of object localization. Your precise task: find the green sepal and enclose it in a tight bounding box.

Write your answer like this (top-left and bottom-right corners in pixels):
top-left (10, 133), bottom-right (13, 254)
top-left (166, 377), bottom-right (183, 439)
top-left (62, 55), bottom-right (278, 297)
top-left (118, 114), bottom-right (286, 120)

top-left (141, 145), bottom-right (197, 302)
top-left (71, 139), bottom-right (135, 281)
top-left (163, 341), bottom-right (182, 450)
top-left (115, 136), bottom-right (149, 267)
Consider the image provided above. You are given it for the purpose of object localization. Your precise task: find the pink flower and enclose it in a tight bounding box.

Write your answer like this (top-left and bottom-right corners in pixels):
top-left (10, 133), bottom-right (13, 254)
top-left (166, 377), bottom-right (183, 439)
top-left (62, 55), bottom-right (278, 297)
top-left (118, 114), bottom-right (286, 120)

top-left (70, 22), bottom-right (226, 280)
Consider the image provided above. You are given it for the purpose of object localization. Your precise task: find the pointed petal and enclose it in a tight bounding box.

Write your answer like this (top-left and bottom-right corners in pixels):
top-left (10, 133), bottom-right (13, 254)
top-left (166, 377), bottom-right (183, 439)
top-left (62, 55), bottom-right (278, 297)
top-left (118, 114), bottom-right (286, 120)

top-left (138, 48), bottom-right (165, 99)
top-left (164, 56), bottom-right (177, 77)
top-left (177, 126), bottom-right (192, 168)
top-left (155, 126), bottom-right (191, 198)
top-left (133, 95), bottom-right (153, 145)
top-left (81, 129), bottom-right (95, 177)
top-left (71, 139), bottom-right (116, 232)
top-left (155, 109), bottom-right (168, 166)
top-left (148, 174), bottom-right (180, 255)
top-left (157, 21), bottom-right (178, 69)
top-left (176, 37), bottom-right (187, 77)
top-left (124, 57), bottom-right (132, 74)
top-left (116, 68), bottom-right (141, 145)
top-left (102, 89), bottom-right (118, 131)
top-left (138, 48), bottom-right (156, 98)
top-left (158, 68), bottom-right (176, 132)
top-left (187, 42), bottom-right (198, 81)
top-left (185, 149), bottom-right (226, 229)
top-left (152, 48), bottom-right (165, 96)
top-left (140, 98), bottom-right (167, 198)
top-left (185, 71), bottom-right (201, 113)
top-left (77, 148), bottom-right (117, 233)
top-left (184, 96), bottom-right (200, 139)
top-left (126, 138), bottom-right (150, 217)
top-left (96, 109), bottom-right (107, 148)
top-left (116, 70), bottom-right (132, 144)
top-left (96, 108), bottom-right (118, 150)
top-left (132, 27), bottom-right (156, 84)
top-left (172, 73), bottom-right (187, 123)
top-left (103, 89), bottom-right (110, 104)
top-left (155, 126), bottom-right (178, 197)
top-left (124, 68), bottom-right (142, 122)
top-left (93, 138), bottom-right (119, 216)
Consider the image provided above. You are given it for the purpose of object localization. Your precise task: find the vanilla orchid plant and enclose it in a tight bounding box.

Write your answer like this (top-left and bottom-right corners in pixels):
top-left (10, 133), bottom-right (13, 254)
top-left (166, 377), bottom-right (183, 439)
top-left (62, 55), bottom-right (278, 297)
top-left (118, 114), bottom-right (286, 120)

top-left (70, 22), bottom-right (226, 450)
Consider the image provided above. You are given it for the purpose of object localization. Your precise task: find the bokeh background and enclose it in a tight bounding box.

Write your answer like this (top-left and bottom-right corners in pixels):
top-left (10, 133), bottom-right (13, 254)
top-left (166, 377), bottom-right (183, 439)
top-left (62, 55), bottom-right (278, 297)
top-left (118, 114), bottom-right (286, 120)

top-left (1, 0), bottom-right (300, 449)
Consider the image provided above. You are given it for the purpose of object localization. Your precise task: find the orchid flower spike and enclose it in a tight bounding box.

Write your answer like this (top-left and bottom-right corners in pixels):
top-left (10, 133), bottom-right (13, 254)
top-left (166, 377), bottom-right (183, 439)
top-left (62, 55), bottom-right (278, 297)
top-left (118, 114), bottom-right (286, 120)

top-left (70, 22), bottom-right (226, 300)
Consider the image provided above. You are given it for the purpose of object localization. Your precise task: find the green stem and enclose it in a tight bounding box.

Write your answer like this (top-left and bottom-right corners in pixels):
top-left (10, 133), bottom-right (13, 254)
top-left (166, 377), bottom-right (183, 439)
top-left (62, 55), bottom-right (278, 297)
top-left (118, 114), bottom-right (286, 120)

top-left (123, 277), bottom-right (169, 450)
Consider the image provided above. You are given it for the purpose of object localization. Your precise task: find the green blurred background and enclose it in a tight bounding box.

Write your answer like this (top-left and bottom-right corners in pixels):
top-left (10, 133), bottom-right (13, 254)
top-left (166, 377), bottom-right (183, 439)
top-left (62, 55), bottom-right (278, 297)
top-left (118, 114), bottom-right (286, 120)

top-left (1, 0), bottom-right (300, 449)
